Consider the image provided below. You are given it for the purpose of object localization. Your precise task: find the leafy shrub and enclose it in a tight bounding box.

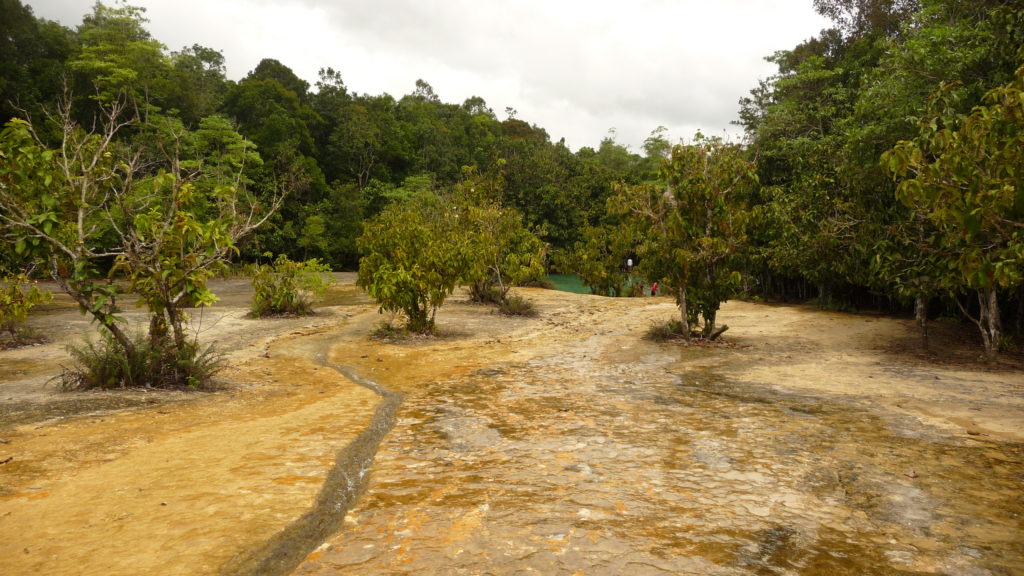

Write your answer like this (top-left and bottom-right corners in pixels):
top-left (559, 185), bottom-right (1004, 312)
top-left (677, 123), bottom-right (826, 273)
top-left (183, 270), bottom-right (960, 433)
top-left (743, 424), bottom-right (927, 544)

top-left (249, 253), bottom-right (334, 317)
top-left (153, 339), bottom-right (225, 389)
top-left (62, 331), bottom-right (148, 390)
top-left (499, 295), bottom-right (537, 317)
top-left (463, 205), bottom-right (547, 305)
top-left (357, 195), bottom-right (468, 333)
top-left (0, 273), bottom-right (52, 346)
top-left (61, 330), bottom-right (224, 390)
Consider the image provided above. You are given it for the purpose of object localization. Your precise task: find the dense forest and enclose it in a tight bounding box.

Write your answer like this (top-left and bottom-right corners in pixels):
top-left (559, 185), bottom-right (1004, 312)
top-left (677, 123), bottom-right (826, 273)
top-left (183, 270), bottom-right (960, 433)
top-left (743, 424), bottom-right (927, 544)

top-left (1, 0), bottom-right (1022, 361)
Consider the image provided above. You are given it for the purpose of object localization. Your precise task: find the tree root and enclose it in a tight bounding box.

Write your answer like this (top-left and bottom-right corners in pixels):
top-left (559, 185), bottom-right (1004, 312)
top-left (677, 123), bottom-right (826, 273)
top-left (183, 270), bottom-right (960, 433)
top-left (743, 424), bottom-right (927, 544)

top-left (708, 324), bottom-right (730, 341)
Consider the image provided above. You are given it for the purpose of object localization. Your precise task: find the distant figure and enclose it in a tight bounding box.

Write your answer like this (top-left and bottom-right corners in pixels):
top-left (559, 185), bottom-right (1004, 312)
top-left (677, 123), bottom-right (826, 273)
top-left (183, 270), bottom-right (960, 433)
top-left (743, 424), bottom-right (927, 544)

top-left (626, 258), bottom-right (633, 272)
top-left (651, 282), bottom-right (658, 296)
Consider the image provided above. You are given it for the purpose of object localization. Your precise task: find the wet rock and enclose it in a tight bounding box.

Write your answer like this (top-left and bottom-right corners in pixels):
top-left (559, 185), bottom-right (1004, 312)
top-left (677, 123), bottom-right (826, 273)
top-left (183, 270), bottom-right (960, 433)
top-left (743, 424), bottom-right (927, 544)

top-left (292, 296), bottom-right (1024, 576)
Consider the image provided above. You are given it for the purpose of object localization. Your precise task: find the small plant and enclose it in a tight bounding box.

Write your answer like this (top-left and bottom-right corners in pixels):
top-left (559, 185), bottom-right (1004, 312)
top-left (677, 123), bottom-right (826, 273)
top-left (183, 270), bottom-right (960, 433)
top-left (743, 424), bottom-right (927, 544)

top-left (63, 330), bottom-right (151, 390)
top-left (249, 253), bottom-right (334, 317)
top-left (370, 320), bottom-right (406, 341)
top-left (153, 339), bottom-right (225, 390)
top-left (61, 330), bottom-right (224, 390)
top-left (498, 295), bottom-right (537, 317)
top-left (0, 273), bottom-right (52, 346)
top-left (997, 334), bottom-right (1017, 354)
top-left (645, 320), bottom-right (687, 342)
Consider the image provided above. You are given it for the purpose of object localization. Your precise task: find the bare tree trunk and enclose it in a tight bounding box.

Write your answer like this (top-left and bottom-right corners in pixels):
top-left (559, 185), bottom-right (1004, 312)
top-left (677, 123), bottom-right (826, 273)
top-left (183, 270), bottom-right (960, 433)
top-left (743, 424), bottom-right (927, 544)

top-left (914, 295), bottom-right (929, 348)
top-left (678, 285), bottom-right (690, 342)
top-left (978, 288), bottom-right (1002, 358)
top-left (702, 308), bottom-right (718, 339)
top-left (702, 262), bottom-right (717, 338)
top-left (961, 289), bottom-right (1002, 358)
top-left (167, 304), bottom-right (187, 352)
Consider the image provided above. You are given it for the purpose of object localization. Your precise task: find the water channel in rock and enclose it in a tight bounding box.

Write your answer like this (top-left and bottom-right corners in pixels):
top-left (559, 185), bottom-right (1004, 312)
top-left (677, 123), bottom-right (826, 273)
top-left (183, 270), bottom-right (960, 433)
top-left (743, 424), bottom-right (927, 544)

top-left (287, 309), bottom-right (1024, 576)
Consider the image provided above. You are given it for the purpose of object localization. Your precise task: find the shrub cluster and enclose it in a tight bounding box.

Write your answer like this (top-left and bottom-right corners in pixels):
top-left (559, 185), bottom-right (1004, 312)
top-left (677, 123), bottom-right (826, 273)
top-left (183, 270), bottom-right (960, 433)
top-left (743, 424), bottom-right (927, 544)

top-left (61, 330), bottom-right (223, 390)
top-left (249, 254), bottom-right (334, 317)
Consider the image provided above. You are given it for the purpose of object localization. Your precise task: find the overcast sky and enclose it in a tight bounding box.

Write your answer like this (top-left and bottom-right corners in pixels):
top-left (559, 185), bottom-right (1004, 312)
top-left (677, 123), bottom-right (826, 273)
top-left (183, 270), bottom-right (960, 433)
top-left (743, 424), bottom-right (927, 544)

top-left (25, 0), bottom-right (832, 152)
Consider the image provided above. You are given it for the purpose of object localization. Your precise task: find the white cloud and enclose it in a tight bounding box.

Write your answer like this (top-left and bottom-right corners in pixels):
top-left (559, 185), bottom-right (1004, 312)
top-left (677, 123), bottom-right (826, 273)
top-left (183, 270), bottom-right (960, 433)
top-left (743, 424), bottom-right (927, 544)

top-left (25, 0), bottom-right (831, 151)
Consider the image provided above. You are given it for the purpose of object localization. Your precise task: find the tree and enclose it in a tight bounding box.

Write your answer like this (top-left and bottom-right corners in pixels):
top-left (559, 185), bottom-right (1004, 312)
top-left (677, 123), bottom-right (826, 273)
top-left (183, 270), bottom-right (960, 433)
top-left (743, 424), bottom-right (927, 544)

top-left (813, 0), bottom-right (922, 38)
top-left (0, 93), bottom-right (282, 387)
top-left (567, 223), bottom-right (633, 297)
top-left (296, 213), bottom-right (328, 259)
top-left (163, 44), bottom-right (230, 126)
top-left (615, 137), bottom-right (756, 340)
top-left (187, 114), bottom-right (263, 193)
top-left (884, 67), bottom-right (1024, 356)
top-left (0, 100), bottom-right (138, 360)
top-left (397, 80), bottom-right (466, 182)
top-left (68, 2), bottom-right (170, 108)
top-left (322, 96), bottom-right (394, 190)
top-left (222, 59), bottom-right (328, 263)
top-left (356, 192), bottom-right (468, 333)
top-left (118, 118), bottom-right (279, 362)
top-left (315, 181), bottom-right (366, 269)
top-left (641, 126), bottom-right (672, 178)
top-left (457, 170), bottom-right (547, 304)
top-left (222, 72), bottom-right (316, 156)
top-left (249, 58), bottom-right (310, 103)
top-left (499, 119), bottom-right (592, 249)
top-left (871, 210), bottom-right (948, 343)
top-left (741, 0), bottom-right (1024, 313)
top-left (737, 35), bottom-right (870, 303)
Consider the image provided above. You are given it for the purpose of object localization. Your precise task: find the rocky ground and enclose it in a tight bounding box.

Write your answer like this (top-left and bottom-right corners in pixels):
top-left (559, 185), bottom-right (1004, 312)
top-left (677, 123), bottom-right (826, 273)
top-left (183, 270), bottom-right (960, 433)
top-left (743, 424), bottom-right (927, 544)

top-left (1, 276), bottom-right (1021, 575)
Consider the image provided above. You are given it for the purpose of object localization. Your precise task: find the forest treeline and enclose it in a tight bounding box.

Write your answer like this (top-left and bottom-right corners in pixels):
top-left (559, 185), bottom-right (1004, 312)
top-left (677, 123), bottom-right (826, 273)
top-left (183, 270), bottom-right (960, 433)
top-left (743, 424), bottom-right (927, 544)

top-left (1, 0), bottom-right (659, 272)
top-left (1, 0), bottom-right (1022, 356)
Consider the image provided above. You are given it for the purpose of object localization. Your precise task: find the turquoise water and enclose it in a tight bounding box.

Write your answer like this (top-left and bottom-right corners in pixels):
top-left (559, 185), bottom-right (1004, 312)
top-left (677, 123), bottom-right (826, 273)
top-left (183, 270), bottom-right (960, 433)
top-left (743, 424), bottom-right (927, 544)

top-left (545, 274), bottom-right (591, 294)
top-left (546, 274), bottom-right (647, 296)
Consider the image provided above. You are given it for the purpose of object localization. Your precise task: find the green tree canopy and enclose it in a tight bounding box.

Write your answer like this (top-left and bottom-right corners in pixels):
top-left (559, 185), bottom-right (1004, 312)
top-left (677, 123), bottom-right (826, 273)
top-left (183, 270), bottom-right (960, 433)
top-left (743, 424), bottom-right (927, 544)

top-left (885, 66), bottom-right (1024, 355)
top-left (356, 191), bottom-right (468, 333)
top-left (614, 137), bottom-right (756, 340)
